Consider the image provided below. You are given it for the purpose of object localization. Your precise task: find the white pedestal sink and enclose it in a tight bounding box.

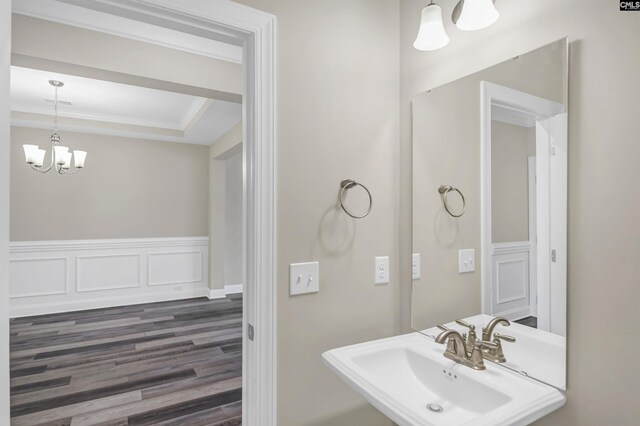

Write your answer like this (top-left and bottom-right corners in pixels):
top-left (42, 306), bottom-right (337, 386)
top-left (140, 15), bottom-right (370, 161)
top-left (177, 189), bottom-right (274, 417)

top-left (323, 332), bottom-right (565, 426)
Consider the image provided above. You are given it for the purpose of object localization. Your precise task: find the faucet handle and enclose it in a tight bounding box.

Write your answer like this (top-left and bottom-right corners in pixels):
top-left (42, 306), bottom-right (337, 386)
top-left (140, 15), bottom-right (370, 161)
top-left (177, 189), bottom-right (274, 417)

top-left (468, 340), bottom-right (498, 370)
top-left (455, 319), bottom-right (477, 349)
top-left (455, 319), bottom-right (475, 330)
top-left (493, 333), bottom-right (516, 343)
top-left (437, 324), bottom-right (450, 332)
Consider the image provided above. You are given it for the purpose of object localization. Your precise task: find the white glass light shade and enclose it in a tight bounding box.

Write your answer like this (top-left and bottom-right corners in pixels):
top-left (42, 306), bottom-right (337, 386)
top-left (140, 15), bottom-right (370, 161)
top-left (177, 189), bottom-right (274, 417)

top-left (74, 150), bottom-right (87, 168)
top-left (413, 4), bottom-right (450, 51)
top-left (455, 0), bottom-right (499, 31)
top-left (34, 149), bottom-right (46, 167)
top-left (53, 146), bottom-right (69, 165)
top-left (23, 144), bottom-right (39, 164)
top-left (61, 152), bottom-right (72, 169)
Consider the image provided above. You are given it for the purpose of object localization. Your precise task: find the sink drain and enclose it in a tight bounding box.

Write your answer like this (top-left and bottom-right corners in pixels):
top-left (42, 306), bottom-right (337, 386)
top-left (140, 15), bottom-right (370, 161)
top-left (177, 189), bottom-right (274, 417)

top-left (426, 403), bottom-right (444, 413)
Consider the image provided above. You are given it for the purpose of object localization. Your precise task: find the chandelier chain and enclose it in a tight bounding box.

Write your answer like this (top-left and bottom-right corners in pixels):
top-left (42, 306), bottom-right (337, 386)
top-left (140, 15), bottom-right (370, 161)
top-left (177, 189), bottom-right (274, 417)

top-left (54, 83), bottom-right (58, 133)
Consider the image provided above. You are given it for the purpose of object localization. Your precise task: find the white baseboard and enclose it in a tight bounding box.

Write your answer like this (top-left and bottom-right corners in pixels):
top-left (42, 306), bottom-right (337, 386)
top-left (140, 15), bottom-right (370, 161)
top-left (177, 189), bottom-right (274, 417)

top-left (208, 289), bottom-right (227, 299)
top-left (208, 284), bottom-right (243, 300)
top-left (9, 237), bottom-right (209, 318)
top-left (10, 287), bottom-right (210, 318)
top-left (225, 284), bottom-right (243, 294)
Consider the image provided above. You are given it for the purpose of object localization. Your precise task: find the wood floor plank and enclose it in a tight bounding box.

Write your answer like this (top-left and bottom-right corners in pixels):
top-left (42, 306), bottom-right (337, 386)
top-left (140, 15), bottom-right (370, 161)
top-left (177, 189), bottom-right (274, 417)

top-left (11, 390), bottom-right (142, 426)
top-left (69, 377), bottom-right (241, 426)
top-left (11, 376), bottom-right (128, 405)
top-left (10, 296), bottom-right (242, 425)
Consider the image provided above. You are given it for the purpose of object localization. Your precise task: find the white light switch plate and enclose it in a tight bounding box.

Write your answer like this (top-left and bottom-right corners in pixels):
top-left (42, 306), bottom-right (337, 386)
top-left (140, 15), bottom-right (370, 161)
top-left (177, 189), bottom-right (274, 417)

top-left (412, 253), bottom-right (421, 280)
top-left (290, 261), bottom-right (319, 296)
top-left (375, 256), bottom-right (389, 285)
top-left (458, 249), bottom-right (475, 273)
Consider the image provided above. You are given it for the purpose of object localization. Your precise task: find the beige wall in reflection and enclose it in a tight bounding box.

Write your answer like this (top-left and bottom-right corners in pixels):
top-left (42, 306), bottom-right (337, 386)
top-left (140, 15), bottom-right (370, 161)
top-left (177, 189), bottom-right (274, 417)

top-left (491, 121), bottom-right (535, 244)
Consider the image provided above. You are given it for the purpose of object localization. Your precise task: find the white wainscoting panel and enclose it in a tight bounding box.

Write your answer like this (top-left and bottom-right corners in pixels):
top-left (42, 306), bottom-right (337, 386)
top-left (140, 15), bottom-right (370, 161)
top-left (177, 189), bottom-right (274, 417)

top-left (9, 237), bottom-right (209, 317)
top-left (10, 257), bottom-right (68, 298)
top-left (491, 241), bottom-right (532, 320)
top-left (496, 258), bottom-right (528, 304)
top-left (148, 251), bottom-right (203, 287)
top-left (77, 254), bottom-right (142, 292)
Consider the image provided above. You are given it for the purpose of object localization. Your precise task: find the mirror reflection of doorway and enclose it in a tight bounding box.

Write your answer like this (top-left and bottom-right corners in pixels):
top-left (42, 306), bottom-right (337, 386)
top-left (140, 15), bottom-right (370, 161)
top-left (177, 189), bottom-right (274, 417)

top-left (483, 82), bottom-right (567, 337)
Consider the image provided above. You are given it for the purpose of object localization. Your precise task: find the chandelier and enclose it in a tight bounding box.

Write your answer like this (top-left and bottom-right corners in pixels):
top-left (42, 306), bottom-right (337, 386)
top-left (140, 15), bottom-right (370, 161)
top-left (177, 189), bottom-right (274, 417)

top-left (22, 80), bottom-right (87, 174)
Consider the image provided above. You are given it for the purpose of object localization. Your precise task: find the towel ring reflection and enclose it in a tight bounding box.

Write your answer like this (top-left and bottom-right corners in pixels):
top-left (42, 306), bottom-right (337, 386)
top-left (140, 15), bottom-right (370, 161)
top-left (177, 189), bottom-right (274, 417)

top-left (438, 185), bottom-right (466, 218)
top-left (339, 179), bottom-right (372, 219)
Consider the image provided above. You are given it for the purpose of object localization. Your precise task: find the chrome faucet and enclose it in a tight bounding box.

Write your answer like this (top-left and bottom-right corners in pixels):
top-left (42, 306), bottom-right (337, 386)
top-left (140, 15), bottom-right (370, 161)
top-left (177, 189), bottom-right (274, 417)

top-left (481, 317), bottom-right (510, 341)
top-left (435, 325), bottom-right (498, 370)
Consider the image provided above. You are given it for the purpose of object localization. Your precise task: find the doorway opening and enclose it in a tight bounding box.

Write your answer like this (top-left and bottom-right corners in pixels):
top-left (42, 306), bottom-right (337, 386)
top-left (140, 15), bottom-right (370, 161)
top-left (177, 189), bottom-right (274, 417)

top-left (0, 2), bottom-right (276, 425)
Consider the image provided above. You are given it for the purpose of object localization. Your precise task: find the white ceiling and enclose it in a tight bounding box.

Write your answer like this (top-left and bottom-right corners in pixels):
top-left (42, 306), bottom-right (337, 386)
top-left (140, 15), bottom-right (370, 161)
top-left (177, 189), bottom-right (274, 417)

top-left (492, 104), bottom-right (536, 128)
top-left (10, 66), bottom-right (242, 146)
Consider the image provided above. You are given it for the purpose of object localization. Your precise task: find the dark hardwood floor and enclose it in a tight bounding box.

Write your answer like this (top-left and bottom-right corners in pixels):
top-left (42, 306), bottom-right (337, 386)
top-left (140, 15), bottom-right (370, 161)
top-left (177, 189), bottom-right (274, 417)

top-left (9, 295), bottom-right (242, 426)
top-left (515, 316), bottom-right (538, 329)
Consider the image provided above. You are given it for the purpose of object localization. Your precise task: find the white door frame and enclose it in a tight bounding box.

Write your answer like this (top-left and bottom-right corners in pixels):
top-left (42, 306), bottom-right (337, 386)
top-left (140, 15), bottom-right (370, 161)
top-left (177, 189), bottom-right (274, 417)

top-left (480, 81), bottom-right (564, 318)
top-left (0, 1), bottom-right (277, 424)
top-left (527, 156), bottom-right (537, 317)
top-left (537, 113), bottom-right (568, 335)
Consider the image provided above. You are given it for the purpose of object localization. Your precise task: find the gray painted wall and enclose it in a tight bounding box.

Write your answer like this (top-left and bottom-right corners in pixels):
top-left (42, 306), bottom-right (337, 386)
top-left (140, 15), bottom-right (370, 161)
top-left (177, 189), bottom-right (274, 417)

top-left (237, 1), bottom-right (400, 424)
top-left (224, 152), bottom-right (243, 286)
top-left (209, 123), bottom-right (242, 292)
top-left (10, 127), bottom-right (209, 241)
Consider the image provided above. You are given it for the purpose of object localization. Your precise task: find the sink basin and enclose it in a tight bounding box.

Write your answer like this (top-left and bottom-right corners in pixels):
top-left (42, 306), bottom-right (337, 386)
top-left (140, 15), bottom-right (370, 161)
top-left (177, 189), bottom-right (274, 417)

top-left (423, 314), bottom-right (566, 389)
top-left (323, 333), bottom-right (565, 426)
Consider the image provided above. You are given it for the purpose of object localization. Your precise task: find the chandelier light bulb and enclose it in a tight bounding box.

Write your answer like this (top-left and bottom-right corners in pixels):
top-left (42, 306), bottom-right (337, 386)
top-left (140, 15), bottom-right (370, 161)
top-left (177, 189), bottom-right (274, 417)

top-left (34, 149), bottom-right (46, 167)
top-left (23, 144), bottom-right (39, 164)
top-left (453, 0), bottom-right (499, 31)
top-left (413, 2), bottom-right (450, 51)
top-left (61, 152), bottom-right (73, 169)
top-left (54, 145), bottom-right (69, 165)
top-left (74, 150), bottom-right (87, 168)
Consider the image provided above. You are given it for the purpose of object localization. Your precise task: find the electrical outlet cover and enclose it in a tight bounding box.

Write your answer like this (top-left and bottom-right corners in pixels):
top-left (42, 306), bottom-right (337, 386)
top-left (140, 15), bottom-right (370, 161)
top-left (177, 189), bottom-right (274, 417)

top-left (458, 249), bottom-right (475, 273)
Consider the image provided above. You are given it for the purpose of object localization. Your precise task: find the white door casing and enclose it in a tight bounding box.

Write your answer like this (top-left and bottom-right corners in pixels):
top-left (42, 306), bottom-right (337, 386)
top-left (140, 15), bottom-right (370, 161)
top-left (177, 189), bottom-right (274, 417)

top-left (528, 156), bottom-right (537, 317)
top-left (548, 113), bottom-right (568, 336)
top-left (536, 118), bottom-right (551, 330)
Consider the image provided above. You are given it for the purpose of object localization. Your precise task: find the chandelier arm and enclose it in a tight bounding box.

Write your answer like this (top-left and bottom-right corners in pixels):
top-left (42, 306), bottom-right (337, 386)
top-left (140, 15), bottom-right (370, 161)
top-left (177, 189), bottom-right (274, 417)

top-left (39, 163), bottom-right (54, 173)
top-left (29, 164), bottom-right (48, 173)
top-left (33, 133), bottom-right (58, 174)
top-left (60, 167), bottom-right (81, 175)
top-left (37, 149), bottom-right (55, 173)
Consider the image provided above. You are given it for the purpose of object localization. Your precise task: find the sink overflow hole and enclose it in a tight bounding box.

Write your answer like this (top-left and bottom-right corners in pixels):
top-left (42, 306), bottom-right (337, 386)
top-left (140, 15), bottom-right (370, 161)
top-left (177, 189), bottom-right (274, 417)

top-left (427, 403), bottom-right (444, 413)
top-left (442, 370), bottom-right (457, 380)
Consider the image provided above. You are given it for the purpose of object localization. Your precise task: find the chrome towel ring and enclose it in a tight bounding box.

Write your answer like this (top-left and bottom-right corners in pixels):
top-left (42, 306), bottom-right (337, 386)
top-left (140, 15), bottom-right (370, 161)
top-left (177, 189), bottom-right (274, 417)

top-left (339, 179), bottom-right (373, 219)
top-left (438, 185), bottom-right (466, 218)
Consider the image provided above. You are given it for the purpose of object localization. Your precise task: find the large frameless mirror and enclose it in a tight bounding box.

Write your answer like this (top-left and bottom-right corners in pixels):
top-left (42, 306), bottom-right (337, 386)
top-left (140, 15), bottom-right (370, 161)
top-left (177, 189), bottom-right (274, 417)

top-left (411, 39), bottom-right (568, 389)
